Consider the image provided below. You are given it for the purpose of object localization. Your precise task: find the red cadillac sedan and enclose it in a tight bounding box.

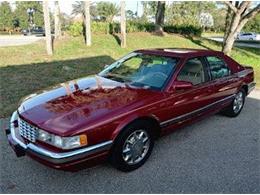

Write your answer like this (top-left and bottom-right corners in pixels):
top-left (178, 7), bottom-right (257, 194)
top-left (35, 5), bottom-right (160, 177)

top-left (6, 48), bottom-right (255, 172)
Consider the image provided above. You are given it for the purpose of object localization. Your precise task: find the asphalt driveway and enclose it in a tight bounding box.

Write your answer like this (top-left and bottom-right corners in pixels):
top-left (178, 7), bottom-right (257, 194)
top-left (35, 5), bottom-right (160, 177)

top-left (0, 90), bottom-right (259, 193)
top-left (205, 37), bottom-right (260, 49)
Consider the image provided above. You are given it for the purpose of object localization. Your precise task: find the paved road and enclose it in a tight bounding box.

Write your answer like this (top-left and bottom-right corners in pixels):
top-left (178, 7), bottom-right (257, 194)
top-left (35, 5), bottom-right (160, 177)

top-left (206, 37), bottom-right (260, 49)
top-left (0, 90), bottom-right (259, 193)
top-left (0, 35), bottom-right (43, 47)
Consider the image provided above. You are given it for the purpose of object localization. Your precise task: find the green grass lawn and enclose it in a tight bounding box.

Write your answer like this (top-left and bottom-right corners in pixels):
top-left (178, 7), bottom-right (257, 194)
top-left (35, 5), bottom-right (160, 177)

top-left (0, 32), bottom-right (259, 118)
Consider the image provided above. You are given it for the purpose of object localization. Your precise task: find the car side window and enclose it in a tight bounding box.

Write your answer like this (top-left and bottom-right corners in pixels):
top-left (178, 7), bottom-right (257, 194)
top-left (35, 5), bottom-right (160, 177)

top-left (177, 58), bottom-right (206, 85)
top-left (206, 56), bottom-right (231, 80)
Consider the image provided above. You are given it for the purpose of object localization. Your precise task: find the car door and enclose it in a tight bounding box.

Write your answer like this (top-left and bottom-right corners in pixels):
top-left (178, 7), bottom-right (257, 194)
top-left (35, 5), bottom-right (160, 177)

top-left (204, 55), bottom-right (237, 102)
top-left (239, 33), bottom-right (247, 40)
top-left (159, 57), bottom-right (215, 128)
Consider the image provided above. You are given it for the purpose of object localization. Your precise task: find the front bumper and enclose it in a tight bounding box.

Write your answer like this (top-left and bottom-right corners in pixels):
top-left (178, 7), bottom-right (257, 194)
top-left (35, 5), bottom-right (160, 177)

top-left (6, 111), bottom-right (113, 169)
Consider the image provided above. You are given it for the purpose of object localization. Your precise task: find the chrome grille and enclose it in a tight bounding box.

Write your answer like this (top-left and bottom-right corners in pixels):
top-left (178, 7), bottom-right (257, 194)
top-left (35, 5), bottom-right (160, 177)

top-left (18, 118), bottom-right (38, 142)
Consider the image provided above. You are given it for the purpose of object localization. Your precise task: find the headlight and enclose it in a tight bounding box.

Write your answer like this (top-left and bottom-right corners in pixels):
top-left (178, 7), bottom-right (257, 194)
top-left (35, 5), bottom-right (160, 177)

top-left (38, 130), bottom-right (87, 150)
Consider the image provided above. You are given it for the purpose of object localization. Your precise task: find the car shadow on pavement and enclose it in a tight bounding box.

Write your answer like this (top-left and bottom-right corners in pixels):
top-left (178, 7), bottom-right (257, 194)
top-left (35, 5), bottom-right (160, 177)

top-left (1, 94), bottom-right (259, 193)
top-left (0, 55), bottom-right (115, 118)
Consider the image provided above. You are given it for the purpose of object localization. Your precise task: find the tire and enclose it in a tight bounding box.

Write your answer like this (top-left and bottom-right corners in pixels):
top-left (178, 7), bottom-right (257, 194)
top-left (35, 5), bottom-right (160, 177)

top-left (110, 120), bottom-right (155, 172)
top-left (222, 89), bottom-right (246, 117)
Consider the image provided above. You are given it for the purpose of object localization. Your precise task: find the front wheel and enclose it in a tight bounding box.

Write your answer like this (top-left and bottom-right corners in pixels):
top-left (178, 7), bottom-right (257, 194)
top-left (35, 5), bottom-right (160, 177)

top-left (222, 89), bottom-right (245, 117)
top-left (110, 120), bottom-right (155, 172)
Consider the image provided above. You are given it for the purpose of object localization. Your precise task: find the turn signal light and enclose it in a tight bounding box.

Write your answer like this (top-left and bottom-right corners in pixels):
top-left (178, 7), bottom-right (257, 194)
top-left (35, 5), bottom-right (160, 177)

top-left (80, 134), bottom-right (88, 146)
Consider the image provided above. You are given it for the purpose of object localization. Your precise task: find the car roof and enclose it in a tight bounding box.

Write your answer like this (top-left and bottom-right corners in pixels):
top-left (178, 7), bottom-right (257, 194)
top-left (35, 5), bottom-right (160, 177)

top-left (135, 48), bottom-right (224, 58)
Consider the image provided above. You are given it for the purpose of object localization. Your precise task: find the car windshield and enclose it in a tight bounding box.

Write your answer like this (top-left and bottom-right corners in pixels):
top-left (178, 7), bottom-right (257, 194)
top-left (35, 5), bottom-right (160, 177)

top-left (99, 52), bottom-right (178, 90)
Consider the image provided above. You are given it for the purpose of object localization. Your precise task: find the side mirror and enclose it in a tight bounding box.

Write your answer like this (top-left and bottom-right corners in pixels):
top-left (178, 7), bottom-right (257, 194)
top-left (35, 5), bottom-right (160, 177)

top-left (172, 81), bottom-right (193, 91)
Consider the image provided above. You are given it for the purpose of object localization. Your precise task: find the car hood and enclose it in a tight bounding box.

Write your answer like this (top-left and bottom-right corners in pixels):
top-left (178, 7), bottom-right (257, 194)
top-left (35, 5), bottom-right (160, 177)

top-left (18, 75), bottom-right (158, 136)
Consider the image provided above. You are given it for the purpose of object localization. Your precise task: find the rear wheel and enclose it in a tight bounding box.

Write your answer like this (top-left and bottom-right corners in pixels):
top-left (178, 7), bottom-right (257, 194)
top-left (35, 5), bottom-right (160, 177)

top-left (222, 89), bottom-right (245, 117)
top-left (110, 120), bottom-right (155, 172)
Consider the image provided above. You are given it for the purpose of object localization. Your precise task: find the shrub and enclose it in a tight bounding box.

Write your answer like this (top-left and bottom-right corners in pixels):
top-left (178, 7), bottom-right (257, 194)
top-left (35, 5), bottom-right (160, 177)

top-left (91, 22), bottom-right (110, 34)
top-left (68, 22), bottom-right (83, 37)
top-left (164, 25), bottom-right (203, 36)
top-left (126, 22), bottom-right (155, 33)
top-left (67, 22), bottom-right (202, 37)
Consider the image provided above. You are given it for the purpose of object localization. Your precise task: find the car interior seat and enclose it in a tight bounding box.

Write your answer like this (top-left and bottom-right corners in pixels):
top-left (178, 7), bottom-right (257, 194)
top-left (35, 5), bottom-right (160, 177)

top-left (178, 59), bottom-right (204, 85)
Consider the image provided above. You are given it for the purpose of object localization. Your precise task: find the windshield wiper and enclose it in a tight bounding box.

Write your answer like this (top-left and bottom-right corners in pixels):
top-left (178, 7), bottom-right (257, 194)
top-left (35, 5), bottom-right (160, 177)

top-left (103, 73), bottom-right (132, 83)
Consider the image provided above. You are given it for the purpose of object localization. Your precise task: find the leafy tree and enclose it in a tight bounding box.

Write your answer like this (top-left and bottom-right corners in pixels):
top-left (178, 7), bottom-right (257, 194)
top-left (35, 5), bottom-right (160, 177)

top-left (199, 13), bottom-right (214, 30)
top-left (140, 1), bottom-right (157, 22)
top-left (143, 1), bottom-right (157, 16)
top-left (59, 12), bottom-right (72, 31)
top-left (222, 2), bottom-right (260, 55)
top-left (96, 1), bottom-right (119, 23)
top-left (126, 10), bottom-right (135, 20)
top-left (243, 13), bottom-right (260, 32)
top-left (0, 1), bottom-right (13, 31)
top-left (166, 2), bottom-right (216, 26)
top-left (14, 1), bottom-right (44, 29)
top-left (211, 7), bottom-right (227, 32)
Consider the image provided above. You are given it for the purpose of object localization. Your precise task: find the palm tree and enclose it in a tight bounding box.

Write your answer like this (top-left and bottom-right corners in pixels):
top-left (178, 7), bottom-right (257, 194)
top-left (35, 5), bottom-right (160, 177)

top-left (96, 2), bottom-right (119, 23)
top-left (72, 1), bottom-right (97, 20)
top-left (120, 1), bottom-right (126, 48)
top-left (72, 1), bottom-right (85, 18)
top-left (155, 1), bottom-right (166, 35)
top-left (54, 1), bottom-right (61, 39)
top-left (43, 0), bottom-right (52, 55)
top-left (72, 1), bottom-right (92, 45)
top-left (85, 0), bottom-right (91, 46)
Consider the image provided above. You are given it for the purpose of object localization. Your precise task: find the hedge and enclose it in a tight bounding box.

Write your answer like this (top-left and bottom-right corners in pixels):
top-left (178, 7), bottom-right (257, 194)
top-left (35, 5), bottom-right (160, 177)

top-left (164, 25), bottom-right (203, 36)
top-left (68, 22), bottom-right (202, 37)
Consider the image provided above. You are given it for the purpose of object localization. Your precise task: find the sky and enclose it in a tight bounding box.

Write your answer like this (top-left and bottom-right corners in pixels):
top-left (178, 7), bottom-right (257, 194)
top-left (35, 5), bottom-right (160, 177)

top-left (49, 1), bottom-right (142, 15)
top-left (5, 0), bottom-right (144, 16)
top-left (3, 0), bottom-right (260, 17)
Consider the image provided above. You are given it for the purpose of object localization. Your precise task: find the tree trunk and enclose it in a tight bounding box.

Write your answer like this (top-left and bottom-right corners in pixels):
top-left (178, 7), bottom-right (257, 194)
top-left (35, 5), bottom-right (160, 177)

top-left (222, 2), bottom-right (260, 55)
top-left (54, 1), bottom-right (61, 39)
top-left (120, 1), bottom-right (126, 48)
top-left (43, 0), bottom-right (53, 55)
top-left (223, 5), bottom-right (232, 47)
top-left (222, 33), bottom-right (236, 55)
top-left (84, 0), bottom-right (91, 46)
top-left (155, 1), bottom-right (166, 35)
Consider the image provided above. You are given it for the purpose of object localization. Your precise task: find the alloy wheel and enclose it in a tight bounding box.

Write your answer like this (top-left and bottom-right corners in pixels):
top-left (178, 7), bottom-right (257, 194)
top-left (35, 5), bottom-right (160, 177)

top-left (233, 91), bottom-right (244, 113)
top-left (122, 129), bottom-right (150, 165)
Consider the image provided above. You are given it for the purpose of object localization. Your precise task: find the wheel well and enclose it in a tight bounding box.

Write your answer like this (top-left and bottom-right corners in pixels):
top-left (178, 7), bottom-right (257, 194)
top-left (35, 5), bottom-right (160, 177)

top-left (109, 116), bottom-right (161, 159)
top-left (116, 116), bottom-right (161, 140)
top-left (137, 117), bottom-right (161, 139)
top-left (241, 85), bottom-right (248, 95)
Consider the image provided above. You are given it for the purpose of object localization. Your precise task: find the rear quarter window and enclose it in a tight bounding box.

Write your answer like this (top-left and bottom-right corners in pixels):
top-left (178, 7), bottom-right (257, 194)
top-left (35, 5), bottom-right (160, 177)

top-left (206, 56), bottom-right (231, 80)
